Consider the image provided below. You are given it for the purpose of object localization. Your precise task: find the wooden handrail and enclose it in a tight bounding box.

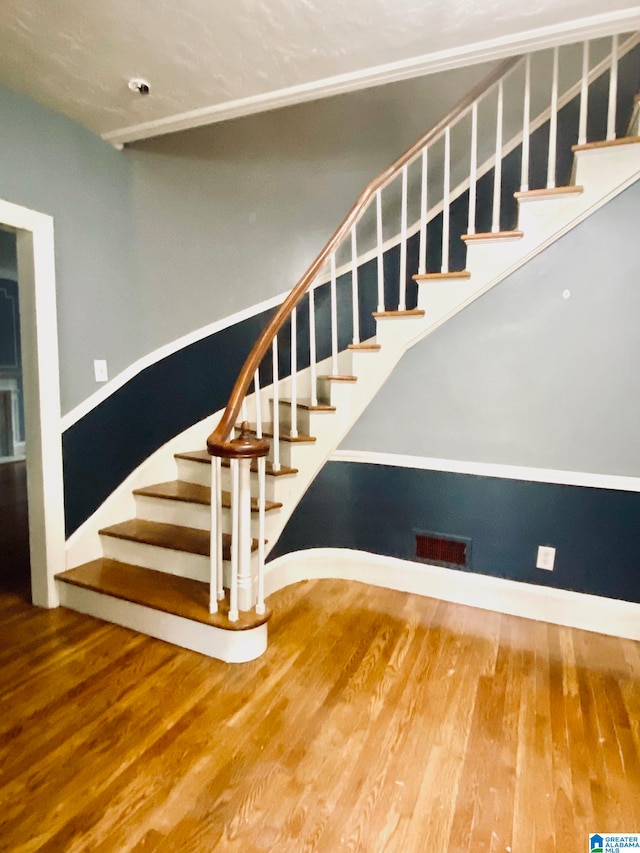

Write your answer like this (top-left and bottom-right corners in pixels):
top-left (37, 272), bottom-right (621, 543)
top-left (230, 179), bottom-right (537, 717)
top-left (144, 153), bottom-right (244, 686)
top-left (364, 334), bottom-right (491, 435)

top-left (207, 56), bottom-right (521, 454)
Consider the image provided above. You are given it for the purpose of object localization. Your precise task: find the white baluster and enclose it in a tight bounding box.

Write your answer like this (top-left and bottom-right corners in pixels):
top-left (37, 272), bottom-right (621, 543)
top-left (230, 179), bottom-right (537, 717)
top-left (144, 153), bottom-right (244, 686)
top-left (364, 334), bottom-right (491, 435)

top-left (236, 456), bottom-right (253, 612)
top-left (289, 307), bottom-right (298, 438)
top-left (254, 369), bottom-right (263, 439)
top-left (330, 254), bottom-right (338, 376)
top-left (229, 458), bottom-right (239, 622)
top-left (376, 189), bottom-right (385, 310)
top-left (547, 47), bottom-right (559, 189)
top-left (418, 148), bottom-right (428, 275)
top-left (442, 127), bottom-right (451, 271)
top-left (578, 41), bottom-right (590, 146)
top-left (209, 455), bottom-right (223, 613)
top-left (309, 286), bottom-right (318, 406)
top-left (255, 455), bottom-right (266, 616)
top-left (214, 457), bottom-right (223, 602)
top-left (468, 103), bottom-right (478, 235)
top-left (240, 398), bottom-right (247, 424)
top-left (351, 225), bottom-right (360, 343)
top-left (492, 80), bottom-right (504, 233)
top-left (399, 164), bottom-right (408, 308)
top-left (607, 34), bottom-right (619, 141)
top-left (520, 55), bottom-right (531, 192)
top-left (271, 337), bottom-right (280, 472)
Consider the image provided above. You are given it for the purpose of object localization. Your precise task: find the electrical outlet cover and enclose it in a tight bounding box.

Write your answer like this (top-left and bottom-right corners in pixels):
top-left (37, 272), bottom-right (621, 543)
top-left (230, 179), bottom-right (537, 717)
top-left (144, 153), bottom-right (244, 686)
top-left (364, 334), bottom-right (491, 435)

top-left (536, 545), bottom-right (556, 571)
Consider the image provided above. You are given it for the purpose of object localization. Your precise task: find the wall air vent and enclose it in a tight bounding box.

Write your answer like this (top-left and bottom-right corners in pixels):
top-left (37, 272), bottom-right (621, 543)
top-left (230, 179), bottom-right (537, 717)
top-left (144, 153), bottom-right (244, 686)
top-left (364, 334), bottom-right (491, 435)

top-left (414, 530), bottom-right (471, 570)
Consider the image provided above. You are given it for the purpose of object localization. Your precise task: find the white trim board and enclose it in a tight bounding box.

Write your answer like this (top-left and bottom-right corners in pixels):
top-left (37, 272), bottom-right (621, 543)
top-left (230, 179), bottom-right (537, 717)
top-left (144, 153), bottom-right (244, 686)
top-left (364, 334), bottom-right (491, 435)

top-left (103, 9), bottom-right (640, 146)
top-left (60, 287), bottom-right (289, 432)
top-left (265, 548), bottom-right (640, 642)
top-left (0, 200), bottom-right (65, 608)
top-left (56, 581), bottom-right (268, 663)
top-left (331, 449), bottom-right (640, 493)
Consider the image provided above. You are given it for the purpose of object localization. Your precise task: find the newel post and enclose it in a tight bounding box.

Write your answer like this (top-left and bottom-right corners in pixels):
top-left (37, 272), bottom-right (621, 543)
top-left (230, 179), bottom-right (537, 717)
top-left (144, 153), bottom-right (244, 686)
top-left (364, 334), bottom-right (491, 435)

top-left (208, 422), bottom-right (269, 620)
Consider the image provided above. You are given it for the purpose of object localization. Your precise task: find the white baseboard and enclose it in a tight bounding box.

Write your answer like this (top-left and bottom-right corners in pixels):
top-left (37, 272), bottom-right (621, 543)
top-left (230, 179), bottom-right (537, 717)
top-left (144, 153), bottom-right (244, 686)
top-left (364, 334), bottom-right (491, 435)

top-left (265, 548), bottom-right (640, 642)
top-left (57, 581), bottom-right (267, 663)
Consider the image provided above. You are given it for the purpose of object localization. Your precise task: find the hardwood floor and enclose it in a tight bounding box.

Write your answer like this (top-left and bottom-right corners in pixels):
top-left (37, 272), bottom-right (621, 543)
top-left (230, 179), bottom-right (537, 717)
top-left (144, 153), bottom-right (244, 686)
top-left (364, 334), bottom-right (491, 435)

top-left (1, 565), bottom-right (639, 851)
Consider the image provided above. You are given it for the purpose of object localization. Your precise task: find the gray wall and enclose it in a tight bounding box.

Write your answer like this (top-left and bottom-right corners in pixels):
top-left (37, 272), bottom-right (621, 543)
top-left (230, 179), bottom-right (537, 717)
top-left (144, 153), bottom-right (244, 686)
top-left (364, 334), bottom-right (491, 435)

top-left (342, 180), bottom-right (640, 477)
top-left (1, 63), bottom-right (497, 415)
top-left (0, 81), bottom-right (138, 413)
top-left (126, 62), bottom-right (496, 356)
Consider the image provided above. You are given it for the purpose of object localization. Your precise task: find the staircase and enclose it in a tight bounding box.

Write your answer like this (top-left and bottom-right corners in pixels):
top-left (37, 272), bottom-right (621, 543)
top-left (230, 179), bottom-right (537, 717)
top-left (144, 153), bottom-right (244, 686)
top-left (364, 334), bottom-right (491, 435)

top-left (57, 33), bottom-right (640, 662)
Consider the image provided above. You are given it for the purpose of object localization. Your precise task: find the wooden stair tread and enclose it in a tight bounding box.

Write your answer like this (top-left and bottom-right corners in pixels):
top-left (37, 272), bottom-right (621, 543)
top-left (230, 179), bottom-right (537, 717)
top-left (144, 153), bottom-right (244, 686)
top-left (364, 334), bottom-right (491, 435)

top-left (372, 309), bottom-right (425, 318)
top-left (175, 449), bottom-right (213, 464)
top-left (277, 398), bottom-right (336, 412)
top-left (99, 518), bottom-right (258, 557)
top-left (57, 559), bottom-right (270, 631)
top-left (319, 374), bottom-right (358, 382)
top-left (413, 270), bottom-right (471, 281)
top-left (461, 230), bottom-right (524, 243)
top-left (176, 450), bottom-right (298, 477)
top-left (133, 480), bottom-right (282, 512)
top-left (348, 342), bottom-right (381, 350)
top-left (514, 185), bottom-right (583, 200)
top-left (572, 136), bottom-right (640, 152)
top-left (134, 480), bottom-right (210, 504)
top-left (242, 424), bottom-right (316, 443)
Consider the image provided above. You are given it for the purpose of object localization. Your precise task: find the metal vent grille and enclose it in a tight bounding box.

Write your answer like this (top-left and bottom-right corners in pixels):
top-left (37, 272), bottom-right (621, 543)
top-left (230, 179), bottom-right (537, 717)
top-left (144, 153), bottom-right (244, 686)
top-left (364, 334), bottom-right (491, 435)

top-left (414, 531), bottom-right (471, 570)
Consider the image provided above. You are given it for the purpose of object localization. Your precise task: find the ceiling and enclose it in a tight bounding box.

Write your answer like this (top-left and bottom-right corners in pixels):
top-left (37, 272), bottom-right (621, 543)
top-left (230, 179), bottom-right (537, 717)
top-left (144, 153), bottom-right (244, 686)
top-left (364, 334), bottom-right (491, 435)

top-left (0, 0), bottom-right (639, 147)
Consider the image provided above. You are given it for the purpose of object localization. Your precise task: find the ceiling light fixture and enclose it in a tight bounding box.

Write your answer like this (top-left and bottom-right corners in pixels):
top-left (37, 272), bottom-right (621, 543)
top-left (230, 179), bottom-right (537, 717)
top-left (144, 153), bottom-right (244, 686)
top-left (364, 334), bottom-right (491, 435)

top-left (128, 78), bottom-right (150, 95)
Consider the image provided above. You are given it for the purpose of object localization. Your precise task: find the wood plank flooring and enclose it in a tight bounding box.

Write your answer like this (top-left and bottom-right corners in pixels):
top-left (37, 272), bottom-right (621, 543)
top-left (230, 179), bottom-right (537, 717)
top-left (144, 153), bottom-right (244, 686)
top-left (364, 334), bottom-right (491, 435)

top-left (1, 567), bottom-right (639, 851)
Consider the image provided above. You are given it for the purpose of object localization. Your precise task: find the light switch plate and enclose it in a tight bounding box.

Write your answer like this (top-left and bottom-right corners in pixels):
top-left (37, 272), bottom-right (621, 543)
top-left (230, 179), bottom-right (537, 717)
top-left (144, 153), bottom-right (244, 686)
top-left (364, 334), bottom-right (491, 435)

top-left (94, 359), bottom-right (108, 382)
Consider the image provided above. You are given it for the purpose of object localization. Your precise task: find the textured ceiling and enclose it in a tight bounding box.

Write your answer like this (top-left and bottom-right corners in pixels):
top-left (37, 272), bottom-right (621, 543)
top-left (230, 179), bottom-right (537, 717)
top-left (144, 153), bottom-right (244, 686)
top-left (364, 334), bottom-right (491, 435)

top-left (0, 0), bottom-right (639, 145)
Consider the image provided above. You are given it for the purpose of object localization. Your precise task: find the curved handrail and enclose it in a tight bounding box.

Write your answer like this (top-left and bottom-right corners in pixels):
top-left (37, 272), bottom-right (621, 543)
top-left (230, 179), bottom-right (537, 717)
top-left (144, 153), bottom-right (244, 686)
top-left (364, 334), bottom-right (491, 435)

top-left (207, 56), bottom-right (521, 453)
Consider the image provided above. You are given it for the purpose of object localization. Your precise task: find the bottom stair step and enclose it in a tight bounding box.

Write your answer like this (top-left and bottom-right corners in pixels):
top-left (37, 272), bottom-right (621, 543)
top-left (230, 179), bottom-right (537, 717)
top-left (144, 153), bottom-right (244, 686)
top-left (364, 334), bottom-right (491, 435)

top-left (57, 559), bottom-right (270, 630)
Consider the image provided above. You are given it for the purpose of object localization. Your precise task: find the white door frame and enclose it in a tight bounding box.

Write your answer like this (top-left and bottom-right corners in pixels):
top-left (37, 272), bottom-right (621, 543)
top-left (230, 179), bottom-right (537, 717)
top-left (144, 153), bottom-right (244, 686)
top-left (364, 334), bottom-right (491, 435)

top-left (0, 198), bottom-right (64, 607)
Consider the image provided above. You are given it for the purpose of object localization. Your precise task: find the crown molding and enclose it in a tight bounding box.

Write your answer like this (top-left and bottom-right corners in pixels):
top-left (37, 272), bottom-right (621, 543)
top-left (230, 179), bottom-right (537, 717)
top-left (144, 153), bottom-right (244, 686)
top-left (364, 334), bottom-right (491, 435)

top-left (103, 7), bottom-right (640, 147)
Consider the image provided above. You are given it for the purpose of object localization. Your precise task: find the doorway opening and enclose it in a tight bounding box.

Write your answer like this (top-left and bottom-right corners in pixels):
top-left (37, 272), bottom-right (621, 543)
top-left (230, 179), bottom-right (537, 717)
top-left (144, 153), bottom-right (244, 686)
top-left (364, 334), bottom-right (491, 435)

top-left (0, 200), bottom-right (65, 609)
top-left (0, 228), bottom-right (29, 596)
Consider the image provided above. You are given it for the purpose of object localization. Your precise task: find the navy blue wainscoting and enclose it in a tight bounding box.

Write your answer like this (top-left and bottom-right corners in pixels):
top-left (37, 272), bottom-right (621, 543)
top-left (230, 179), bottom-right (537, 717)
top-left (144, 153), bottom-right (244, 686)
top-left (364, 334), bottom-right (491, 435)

top-left (62, 307), bottom-right (277, 536)
top-left (269, 461), bottom-right (640, 604)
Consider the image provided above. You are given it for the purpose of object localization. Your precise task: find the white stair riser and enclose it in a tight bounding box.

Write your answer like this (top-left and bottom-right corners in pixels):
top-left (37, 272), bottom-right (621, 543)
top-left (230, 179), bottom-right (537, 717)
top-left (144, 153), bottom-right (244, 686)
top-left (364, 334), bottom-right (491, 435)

top-left (316, 378), bottom-right (357, 408)
top-left (416, 279), bottom-right (476, 316)
top-left (373, 317), bottom-right (428, 350)
top-left (134, 494), bottom-right (281, 543)
top-left (221, 505), bottom-right (280, 541)
top-left (515, 194), bottom-right (587, 240)
top-left (220, 465), bottom-right (284, 503)
top-left (176, 458), bottom-right (211, 487)
top-left (135, 494), bottom-right (210, 531)
top-left (100, 535), bottom-right (209, 582)
top-left (272, 402), bottom-right (338, 435)
top-left (574, 144), bottom-right (640, 189)
top-left (176, 457), bottom-right (288, 503)
top-left (56, 581), bottom-right (267, 662)
top-left (260, 437), bottom-right (318, 469)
